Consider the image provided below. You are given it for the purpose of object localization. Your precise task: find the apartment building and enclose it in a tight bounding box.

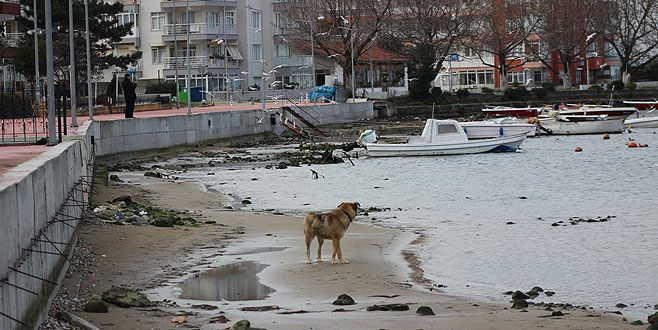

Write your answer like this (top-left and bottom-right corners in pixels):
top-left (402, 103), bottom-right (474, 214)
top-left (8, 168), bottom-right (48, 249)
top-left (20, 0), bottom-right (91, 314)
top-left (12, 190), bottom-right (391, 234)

top-left (109, 0), bottom-right (323, 92)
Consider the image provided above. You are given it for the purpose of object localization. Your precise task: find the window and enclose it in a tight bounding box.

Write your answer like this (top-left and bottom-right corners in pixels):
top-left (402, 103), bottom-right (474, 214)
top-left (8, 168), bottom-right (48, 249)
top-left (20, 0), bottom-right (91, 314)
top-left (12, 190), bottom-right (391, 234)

top-left (169, 46), bottom-right (196, 58)
top-left (206, 12), bottom-right (219, 28)
top-left (251, 11), bottom-right (261, 29)
top-left (152, 47), bottom-right (165, 64)
top-left (151, 12), bottom-right (165, 30)
top-left (507, 71), bottom-right (525, 84)
top-left (224, 11), bottom-right (235, 26)
top-left (252, 44), bottom-right (262, 61)
top-left (464, 47), bottom-right (476, 58)
top-left (117, 12), bottom-right (134, 26)
top-left (436, 124), bottom-right (458, 134)
top-left (276, 44), bottom-right (289, 57)
top-left (181, 11), bottom-right (195, 24)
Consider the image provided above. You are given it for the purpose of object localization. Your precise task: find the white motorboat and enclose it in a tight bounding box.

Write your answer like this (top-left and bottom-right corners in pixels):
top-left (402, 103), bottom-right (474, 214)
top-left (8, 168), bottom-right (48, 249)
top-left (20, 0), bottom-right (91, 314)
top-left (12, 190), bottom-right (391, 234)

top-left (557, 106), bottom-right (636, 120)
top-left (624, 117), bottom-right (658, 128)
top-left (539, 115), bottom-right (624, 135)
top-left (364, 119), bottom-right (527, 157)
top-left (461, 117), bottom-right (537, 138)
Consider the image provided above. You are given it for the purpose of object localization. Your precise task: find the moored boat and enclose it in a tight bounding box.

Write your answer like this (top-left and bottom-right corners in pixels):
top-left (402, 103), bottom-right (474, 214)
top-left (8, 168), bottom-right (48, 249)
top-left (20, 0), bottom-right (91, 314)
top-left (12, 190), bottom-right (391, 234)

top-left (364, 119), bottom-right (527, 157)
top-left (624, 116), bottom-right (658, 128)
top-left (482, 106), bottom-right (540, 118)
top-left (539, 115), bottom-right (624, 135)
top-left (622, 100), bottom-right (658, 111)
top-left (461, 117), bottom-right (537, 138)
top-left (557, 106), bottom-right (636, 120)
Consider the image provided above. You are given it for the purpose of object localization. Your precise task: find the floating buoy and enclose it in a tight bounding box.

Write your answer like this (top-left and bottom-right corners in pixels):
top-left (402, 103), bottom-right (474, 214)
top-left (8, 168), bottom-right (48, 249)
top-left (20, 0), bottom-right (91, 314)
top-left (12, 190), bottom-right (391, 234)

top-left (575, 147), bottom-right (583, 152)
top-left (628, 142), bottom-right (638, 148)
top-left (639, 143), bottom-right (648, 148)
top-left (603, 134), bottom-right (610, 139)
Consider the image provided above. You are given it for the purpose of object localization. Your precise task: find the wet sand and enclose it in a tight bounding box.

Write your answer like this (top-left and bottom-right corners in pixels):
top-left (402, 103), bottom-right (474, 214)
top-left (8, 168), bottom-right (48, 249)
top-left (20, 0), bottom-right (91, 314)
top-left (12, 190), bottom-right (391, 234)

top-left (57, 176), bottom-right (637, 329)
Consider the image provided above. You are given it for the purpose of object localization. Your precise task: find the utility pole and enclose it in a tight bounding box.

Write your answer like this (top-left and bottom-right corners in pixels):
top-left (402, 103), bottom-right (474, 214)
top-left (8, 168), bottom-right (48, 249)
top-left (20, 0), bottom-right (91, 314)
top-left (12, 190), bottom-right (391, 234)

top-left (186, 0), bottom-right (191, 115)
top-left (173, 0), bottom-right (180, 109)
top-left (33, 0), bottom-right (40, 117)
top-left (68, 0), bottom-right (77, 126)
top-left (84, 0), bottom-right (93, 120)
top-left (45, 0), bottom-right (56, 145)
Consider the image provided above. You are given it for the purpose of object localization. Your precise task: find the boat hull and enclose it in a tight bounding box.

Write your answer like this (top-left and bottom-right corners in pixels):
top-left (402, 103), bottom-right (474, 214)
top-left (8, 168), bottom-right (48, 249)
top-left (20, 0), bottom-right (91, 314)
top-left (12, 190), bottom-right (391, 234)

top-left (540, 118), bottom-right (624, 135)
top-left (558, 107), bottom-right (636, 120)
top-left (483, 108), bottom-right (538, 117)
top-left (624, 117), bottom-right (658, 128)
top-left (365, 134), bottom-right (526, 157)
top-left (622, 101), bottom-right (658, 111)
top-left (461, 123), bottom-right (537, 138)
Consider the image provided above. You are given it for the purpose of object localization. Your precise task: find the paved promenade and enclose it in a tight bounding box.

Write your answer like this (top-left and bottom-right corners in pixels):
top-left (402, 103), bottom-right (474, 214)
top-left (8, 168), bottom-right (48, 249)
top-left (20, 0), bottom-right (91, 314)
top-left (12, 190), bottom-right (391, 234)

top-left (0, 101), bottom-right (323, 177)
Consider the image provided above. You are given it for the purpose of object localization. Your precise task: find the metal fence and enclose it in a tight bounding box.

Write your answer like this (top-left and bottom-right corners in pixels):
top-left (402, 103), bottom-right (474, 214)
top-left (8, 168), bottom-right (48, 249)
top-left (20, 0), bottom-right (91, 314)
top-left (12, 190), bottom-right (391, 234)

top-left (0, 82), bottom-right (49, 144)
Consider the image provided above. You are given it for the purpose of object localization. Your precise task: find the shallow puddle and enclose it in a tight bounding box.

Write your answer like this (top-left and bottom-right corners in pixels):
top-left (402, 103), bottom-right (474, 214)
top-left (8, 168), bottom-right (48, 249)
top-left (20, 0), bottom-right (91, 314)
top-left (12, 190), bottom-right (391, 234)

top-left (226, 246), bottom-right (286, 255)
top-left (178, 261), bottom-right (274, 301)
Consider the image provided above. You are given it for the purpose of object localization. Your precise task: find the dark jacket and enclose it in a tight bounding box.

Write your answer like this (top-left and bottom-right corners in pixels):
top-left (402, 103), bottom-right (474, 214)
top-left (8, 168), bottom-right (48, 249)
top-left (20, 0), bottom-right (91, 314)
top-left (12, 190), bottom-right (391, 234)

top-left (122, 77), bottom-right (137, 101)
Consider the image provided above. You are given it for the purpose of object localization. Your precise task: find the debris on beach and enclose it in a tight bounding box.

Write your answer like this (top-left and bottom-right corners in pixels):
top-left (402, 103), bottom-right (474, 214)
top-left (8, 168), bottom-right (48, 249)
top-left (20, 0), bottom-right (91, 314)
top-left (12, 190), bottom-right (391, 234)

top-left (416, 306), bottom-right (435, 315)
top-left (101, 287), bottom-right (154, 308)
top-left (209, 315), bottom-right (231, 324)
top-left (649, 312), bottom-right (658, 324)
top-left (83, 300), bottom-right (108, 313)
top-left (170, 316), bottom-right (187, 323)
top-left (240, 305), bottom-right (280, 312)
top-left (333, 294), bottom-right (356, 305)
top-left (92, 196), bottom-right (201, 228)
top-left (366, 304), bottom-right (410, 311)
top-left (230, 319), bottom-right (268, 330)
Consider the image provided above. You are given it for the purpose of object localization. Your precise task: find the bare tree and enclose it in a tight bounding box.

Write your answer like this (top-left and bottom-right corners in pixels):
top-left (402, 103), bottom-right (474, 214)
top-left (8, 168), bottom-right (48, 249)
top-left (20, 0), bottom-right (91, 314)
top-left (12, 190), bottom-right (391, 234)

top-left (533, 0), bottom-right (609, 88)
top-left (602, 0), bottom-right (658, 84)
top-left (467, 0), bottom-right (547, 89)
top-left (391, 0), bottom-right (479, 95)
top-left (286, 0), bottom-right (393, 92)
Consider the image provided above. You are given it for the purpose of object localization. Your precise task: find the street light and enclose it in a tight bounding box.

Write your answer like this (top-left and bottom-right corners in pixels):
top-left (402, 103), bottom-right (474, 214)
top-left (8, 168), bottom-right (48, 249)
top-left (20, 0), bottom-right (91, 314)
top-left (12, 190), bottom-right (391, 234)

top-left (338, 22), bottom-right (355, 103)
top-left (185, 0), bottom-right (191, 115)
top-left (248, 5), bottom-right (266, 118)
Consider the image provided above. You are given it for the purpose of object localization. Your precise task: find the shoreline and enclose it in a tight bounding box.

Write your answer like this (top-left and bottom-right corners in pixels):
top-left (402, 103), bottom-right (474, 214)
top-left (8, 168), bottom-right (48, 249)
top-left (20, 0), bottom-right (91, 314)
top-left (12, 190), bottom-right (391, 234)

top-left (46, 174), bottom-right (639, 330)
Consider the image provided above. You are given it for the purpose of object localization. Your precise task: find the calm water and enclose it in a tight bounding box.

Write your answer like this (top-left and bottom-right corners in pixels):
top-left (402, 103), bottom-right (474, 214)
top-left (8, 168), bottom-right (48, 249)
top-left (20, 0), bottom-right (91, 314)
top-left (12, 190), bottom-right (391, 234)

top-left (175, 129), bottom-right (658, 318)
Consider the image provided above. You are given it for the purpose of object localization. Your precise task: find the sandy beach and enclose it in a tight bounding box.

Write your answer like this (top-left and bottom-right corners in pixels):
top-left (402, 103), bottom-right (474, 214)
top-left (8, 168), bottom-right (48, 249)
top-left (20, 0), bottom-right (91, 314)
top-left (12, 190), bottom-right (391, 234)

top-left (44, 172), bottom-right (641, 330)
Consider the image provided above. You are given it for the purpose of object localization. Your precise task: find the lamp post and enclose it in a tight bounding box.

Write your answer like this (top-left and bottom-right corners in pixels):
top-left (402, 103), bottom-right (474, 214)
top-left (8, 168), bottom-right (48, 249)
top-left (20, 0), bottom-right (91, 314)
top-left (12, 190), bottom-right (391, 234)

top-left (45, 0), bottom-right (56, 145)
top-left (173, 0), bottom-right (180, 109)
top-left (249, 6), bottom-right (266, 117)
top-left (68, 0), bottom-right (77, 126)
top-left (338, 22), bottom-right (355, 103)
top-left (84, 0), bottom-right (93, 120)
top-left (33, 0), bottom-right (40, 117)
top-left (185, 0), bottom-right (191, 115)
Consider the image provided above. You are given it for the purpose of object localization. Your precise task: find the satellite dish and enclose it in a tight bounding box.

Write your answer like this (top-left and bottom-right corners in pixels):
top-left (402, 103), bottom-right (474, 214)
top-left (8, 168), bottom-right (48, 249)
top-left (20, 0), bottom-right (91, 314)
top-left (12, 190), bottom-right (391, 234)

top-left (198, 66), bottom-right (207, 74)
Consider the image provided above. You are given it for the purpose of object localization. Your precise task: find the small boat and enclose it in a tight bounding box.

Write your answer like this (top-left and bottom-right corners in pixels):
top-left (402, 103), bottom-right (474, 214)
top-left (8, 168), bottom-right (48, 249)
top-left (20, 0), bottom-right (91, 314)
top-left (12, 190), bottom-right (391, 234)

top-left (364, 119), bottom-right (527, 157)
top-left (539, 115), bottom-right (624, 135)
top-left (557, 106), bottom-right (636, 120)
top-left (624, 116), bottom-right (658, 128)
top-left (482, 106), bottom-right (540, 118)
top-left (622, 100), bottom-right (658, 111)
top-left (461, 117), bottom-right (537, 138)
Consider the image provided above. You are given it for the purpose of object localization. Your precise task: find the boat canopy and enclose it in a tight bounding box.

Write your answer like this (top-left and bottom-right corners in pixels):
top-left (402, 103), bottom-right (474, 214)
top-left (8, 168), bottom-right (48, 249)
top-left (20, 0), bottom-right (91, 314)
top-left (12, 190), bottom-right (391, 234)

top-left (417, 119), bottom-right (468, 144)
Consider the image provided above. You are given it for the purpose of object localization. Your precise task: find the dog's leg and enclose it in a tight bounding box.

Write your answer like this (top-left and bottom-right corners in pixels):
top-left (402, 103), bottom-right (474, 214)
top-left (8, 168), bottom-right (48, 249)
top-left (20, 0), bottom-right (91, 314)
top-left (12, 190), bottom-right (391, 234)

top-left (332, 238), bottom-right (349, 264)
top-left (316, 237), bottom-right (324, 262)
top-left (305, 234), bottom-right (314, 264)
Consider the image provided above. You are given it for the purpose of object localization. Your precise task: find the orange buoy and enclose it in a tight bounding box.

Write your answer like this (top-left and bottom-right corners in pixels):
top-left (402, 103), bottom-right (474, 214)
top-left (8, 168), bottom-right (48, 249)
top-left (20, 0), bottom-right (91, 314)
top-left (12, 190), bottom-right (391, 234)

top-left (603, 134), bottom-right (610, 139)
top-left (639, 143), bottom-right (648, 147)
top-left (575, 147), bottom-right (583, 152)
top-left (628, 142), bottom-right (638, 148)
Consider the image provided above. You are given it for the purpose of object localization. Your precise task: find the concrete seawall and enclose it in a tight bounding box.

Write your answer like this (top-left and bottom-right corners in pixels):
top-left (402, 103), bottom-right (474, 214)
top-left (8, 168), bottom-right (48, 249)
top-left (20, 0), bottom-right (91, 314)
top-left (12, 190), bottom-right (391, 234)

top-left (0, 102), bottom-right (373, 329)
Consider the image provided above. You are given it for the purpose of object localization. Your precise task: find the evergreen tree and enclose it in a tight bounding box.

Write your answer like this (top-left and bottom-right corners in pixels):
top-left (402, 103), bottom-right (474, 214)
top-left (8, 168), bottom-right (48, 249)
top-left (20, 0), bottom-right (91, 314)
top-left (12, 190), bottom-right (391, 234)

top-left (14, 0), bottom-right (141, 90)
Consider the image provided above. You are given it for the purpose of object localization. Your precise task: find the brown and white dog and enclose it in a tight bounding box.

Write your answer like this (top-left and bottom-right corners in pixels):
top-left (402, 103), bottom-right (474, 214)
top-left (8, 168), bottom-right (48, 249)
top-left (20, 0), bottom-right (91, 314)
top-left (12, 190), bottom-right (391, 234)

top-left (303, 202), bottom-right (360, 264)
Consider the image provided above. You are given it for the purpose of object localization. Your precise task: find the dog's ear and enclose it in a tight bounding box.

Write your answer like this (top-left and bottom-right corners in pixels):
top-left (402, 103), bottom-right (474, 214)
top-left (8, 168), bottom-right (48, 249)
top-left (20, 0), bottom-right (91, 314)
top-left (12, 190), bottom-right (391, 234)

top-left (353, 202), bottom-right (360, 210)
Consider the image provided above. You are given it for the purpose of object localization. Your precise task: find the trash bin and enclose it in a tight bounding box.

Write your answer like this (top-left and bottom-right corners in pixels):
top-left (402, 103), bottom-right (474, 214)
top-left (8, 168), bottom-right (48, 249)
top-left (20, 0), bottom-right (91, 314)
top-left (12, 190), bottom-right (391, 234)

top-left (179, 87), bottom-right (203, 103)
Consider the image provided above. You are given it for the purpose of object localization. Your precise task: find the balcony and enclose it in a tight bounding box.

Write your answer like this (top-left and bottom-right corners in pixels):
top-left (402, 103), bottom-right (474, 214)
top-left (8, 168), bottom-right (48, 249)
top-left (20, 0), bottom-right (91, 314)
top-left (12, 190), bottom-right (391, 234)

top-left (162, 56), bottom-right (240, 70)
top-left (0, 0), bottom-right (20, 21)
top-left (118, 26), bottom-right (139, 45)
top-left (161, 0), bottom-right (237, 9)
top-left (274, 26), bottom-right (297, 36)
top-left (115, 0), bottom-right (138, 12)
top-left (276, 55), bottom-right (313, 67)
top-left (3, 32), bottom-right (21, 47)
top-left (161, 23), bottom-right (237, 42)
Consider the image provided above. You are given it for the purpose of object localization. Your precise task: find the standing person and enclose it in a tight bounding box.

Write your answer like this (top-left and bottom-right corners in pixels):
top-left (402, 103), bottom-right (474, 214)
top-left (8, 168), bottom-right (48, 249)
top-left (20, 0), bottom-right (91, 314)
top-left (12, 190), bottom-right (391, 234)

top-left (122, 73), bottom-right (137, 118)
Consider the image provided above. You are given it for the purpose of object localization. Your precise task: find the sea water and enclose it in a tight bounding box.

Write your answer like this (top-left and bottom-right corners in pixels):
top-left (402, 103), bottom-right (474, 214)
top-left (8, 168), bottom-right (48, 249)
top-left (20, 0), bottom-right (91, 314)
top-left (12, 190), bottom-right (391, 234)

top-left (173, 129), bottom-right (658, 318)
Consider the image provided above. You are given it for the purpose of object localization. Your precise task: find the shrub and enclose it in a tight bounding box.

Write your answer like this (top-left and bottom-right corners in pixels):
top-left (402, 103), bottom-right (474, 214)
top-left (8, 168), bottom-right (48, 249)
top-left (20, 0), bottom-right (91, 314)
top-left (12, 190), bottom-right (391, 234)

top-left (541, 81), bottom-right (556, 93)
top-left (480, 87), bottom-right (495, 94)
top-left (588, 84), bottom-right (604, 92)
top-left (503, 87), bottom-right (529, 101)
top-left (531, 87), bottom-right (548, 98)
top-left (455, 89), bottom-right (470, 98)
top-left (145, 81), bottom-right (177, 95)
top-left (607, 80), bottom-right (624, 90)
top-left (626, 82), bottom-right (637, 90)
